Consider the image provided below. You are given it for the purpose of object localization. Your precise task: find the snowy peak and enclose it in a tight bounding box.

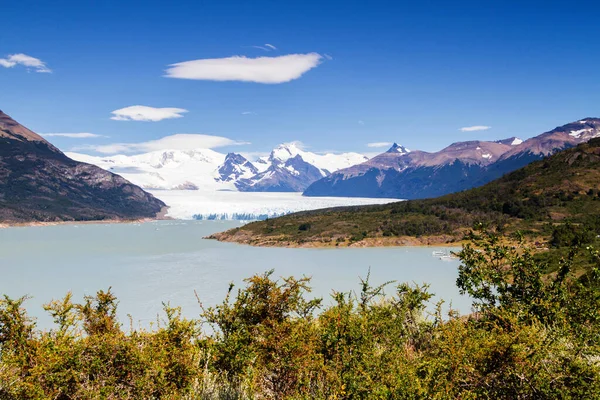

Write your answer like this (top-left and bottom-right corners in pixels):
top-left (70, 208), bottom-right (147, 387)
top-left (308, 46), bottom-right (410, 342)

top-left (266, 142), bottom-right (368, 175)
top-left (269, 142), bottom-right (303, 163)
top-left (217, 153), bottom-right (258, 182)
top-left (386, 143), bottom-right (410, 154)
top-left (495, 137), bottom-right (523, 146)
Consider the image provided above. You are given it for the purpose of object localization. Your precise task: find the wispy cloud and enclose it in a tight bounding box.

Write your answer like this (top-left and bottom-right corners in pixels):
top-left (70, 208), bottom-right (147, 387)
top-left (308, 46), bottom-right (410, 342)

top-left (0, 53), bottom-right (51, 73)
top-left (165, 53), bottom-right (323, 84)
top-left (248, 43), bottom-right (278, 52)
top-left (241, 111), bottom-right (257, 115)
top-left (110, 105), bottom-right (188, 122)
top-left (358, 120), bottom-right (365, 125)
top-left (42, 133), bottom-right (107, 139)
top-left (250, 45), bottom-right (271, 52)
top-left (460, 125), bottom-right (491, 132)
top-left (73, 133), bottom-right (250, 155)
top-left (367, 142), bottom-right (393, 148)
top-left (324, 53), bottom-right (333, 60)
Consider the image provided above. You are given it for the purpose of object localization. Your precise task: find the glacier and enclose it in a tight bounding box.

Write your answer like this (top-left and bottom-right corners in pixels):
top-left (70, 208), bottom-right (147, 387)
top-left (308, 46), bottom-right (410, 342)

top-left (148, 190), bottom-right (401, 220)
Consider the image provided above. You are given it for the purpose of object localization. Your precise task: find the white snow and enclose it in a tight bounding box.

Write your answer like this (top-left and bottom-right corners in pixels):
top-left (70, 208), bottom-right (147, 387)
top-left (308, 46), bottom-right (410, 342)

top-left (150, 190), bottom-right (401, 220)
top-left (269, 143), bottom-right (368, 174)
top-left (511, 138), bottom-right (523, 146)
top-left (569, 128), bottom-right (592, 138)
top-left (579, 120), bottom-right (588, 124)
top-left (68, 149), bottom-right (231, 191)
top-left (481, 153), bottom-right (492, 160)
top-left (68, 143), bottom-right (369, 191)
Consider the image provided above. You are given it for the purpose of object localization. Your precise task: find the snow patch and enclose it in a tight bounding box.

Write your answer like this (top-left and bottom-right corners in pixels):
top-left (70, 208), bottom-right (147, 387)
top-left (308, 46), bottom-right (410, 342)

top-left (511, 138), bottom-right (523, 145)
top-left (481, 153), bottom-right (492, 160)
top-left (569, 128), bottom-right (592, 138)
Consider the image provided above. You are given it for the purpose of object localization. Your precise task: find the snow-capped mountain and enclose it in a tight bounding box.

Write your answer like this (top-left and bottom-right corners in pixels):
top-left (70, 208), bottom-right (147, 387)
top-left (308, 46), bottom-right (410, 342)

top-left (217, 153), bottom-right (258, 182)
top-left (67, 149), bottom-right (228, 191)
top-left (67, 142), bottom-right (369, 193)
top-left (235, 143), bottom-right (369, 192)
top-left (304, 118), bottom-right (600, 199)
top-left (265, 142), bottom-right (368, 176)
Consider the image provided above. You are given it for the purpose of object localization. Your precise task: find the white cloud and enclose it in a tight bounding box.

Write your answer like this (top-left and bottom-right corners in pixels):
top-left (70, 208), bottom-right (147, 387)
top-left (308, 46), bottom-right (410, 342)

top-left (264, 44), bottom-right (277, 50)
top-left (73, 133), bottom-right (250, 155)
top-left (324, 53), bottom-right (333, 60)
top-left (241, 111), bottom-right (257, 115)
top-left (460, 125), bottom-right (491, 132)
top-left (0, 53), bottom-right (51, 73)
top-left (164, 53), bottom-right (323, 84)
top-left (42, 133), bottom-right (106, 138)
top-left (111, 105), bottom-right (188, 122)
top-left (367, 142), bottom-right (393, 148)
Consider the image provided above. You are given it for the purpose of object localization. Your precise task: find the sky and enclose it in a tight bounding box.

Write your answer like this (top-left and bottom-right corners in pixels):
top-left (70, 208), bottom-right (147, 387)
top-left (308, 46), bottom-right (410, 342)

top-left (1, 0), bottom-right (600, 158)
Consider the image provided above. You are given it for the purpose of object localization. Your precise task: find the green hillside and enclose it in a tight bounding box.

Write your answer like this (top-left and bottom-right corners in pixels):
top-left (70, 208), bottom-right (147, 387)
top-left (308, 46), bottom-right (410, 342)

top-left (210, 138), bottom-right (600, 247)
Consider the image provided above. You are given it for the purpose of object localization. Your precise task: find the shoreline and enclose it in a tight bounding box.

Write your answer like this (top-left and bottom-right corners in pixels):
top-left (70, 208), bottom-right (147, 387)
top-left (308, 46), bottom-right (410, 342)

top-left (207, 231), bottom-right (467, 249)
top-left (0, 206), bottom-right (172, 229)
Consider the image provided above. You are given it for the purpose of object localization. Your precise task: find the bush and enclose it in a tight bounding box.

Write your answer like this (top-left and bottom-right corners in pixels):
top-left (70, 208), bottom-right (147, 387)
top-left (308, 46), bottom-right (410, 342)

top-left (1, 233), bottom-right (599, 398)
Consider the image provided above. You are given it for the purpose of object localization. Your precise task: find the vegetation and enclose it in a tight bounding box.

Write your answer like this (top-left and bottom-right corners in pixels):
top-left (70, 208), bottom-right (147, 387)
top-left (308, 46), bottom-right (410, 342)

top-left (1, 231), bottom-right (599, 399)
top-left (210, 138), bottom-right (600, 247)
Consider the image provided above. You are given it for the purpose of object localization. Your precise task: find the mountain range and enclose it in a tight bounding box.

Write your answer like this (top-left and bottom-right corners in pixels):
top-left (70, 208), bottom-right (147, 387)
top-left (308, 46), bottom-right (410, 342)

top-left (69, 118), bottom-right (600, 200)
top-left (0, 110), bottom-right (165, 223)
top-left (210, 136), bottom-right (600, 247)
top-left (68, 142), bottom-right (368, 193)
top-left (304, 118), bottom-right (600, 199)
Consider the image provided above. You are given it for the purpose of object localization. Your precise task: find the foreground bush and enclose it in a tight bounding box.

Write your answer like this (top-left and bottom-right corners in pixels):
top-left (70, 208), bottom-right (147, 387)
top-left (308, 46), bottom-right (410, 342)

top-left (1, 232), bottom-right (599, 399)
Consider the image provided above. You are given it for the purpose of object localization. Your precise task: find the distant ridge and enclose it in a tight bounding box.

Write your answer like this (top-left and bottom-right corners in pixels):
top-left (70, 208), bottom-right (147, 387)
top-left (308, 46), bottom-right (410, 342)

top-left (304, 118), bottom-right (600, 199)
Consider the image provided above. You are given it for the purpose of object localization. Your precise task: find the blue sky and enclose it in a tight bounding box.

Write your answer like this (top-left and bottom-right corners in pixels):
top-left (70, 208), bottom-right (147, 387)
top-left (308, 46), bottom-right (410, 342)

top-left (1, 0), bottom-right (599, 157)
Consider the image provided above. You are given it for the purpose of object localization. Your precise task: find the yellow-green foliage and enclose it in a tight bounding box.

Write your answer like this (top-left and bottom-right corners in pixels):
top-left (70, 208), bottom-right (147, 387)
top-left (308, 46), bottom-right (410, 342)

top-left (1, 233), bottom-right (599, 399)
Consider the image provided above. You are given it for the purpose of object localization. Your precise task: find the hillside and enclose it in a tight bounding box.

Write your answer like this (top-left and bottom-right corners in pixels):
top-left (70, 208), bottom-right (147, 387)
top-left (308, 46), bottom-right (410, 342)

top-left (0, 110), bottom-right (166, 223)
top-left (210, 138), bottom-right (600, 247)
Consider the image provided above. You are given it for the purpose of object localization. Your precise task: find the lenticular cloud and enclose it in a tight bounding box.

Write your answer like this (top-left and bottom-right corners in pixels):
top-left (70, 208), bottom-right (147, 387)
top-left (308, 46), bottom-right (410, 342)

top-left (165, 53), bottom-right (323, 84)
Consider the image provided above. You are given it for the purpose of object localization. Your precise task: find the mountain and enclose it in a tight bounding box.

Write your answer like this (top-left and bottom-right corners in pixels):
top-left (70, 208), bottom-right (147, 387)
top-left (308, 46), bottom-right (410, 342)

top-left (0, 110), bottom-right (165, 223)
top-left (69, 142), bottom-right (368, 193)
top-left (483, 118), bottom-right (600, 182)
top-left (304, 119), bottom-right (600, 199)
top-left (209, 137), bottom-right (600, 247)
top-left (235, 143), bottom-right (368, 192)
top-left (217, 153), bottom-right (258, 182)
top-left (68, 149), bottom-right (229, 191)
top-left (304, 139), bottom-right (513, 199)
top-left (236, 154), bottom-right (325, 192)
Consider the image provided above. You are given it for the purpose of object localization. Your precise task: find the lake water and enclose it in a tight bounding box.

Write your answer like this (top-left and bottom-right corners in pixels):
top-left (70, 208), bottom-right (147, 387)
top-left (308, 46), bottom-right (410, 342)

top-left (0, 220), bottom-right (472, 330)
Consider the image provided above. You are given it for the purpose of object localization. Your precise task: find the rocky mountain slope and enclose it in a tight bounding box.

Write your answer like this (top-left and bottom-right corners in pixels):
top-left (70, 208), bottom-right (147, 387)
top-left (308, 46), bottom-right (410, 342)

top-left (304, 118), bottom-right (600, 199)
top-left (210, 137), bottom-right (600, 247)
top-left (0, 110), bottom-right (165, 223)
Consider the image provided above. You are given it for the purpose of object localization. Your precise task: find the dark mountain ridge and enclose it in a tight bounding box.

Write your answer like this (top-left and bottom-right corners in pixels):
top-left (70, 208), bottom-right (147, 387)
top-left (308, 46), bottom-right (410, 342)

top-left (0, 110), bottom-right (165, 223)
